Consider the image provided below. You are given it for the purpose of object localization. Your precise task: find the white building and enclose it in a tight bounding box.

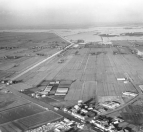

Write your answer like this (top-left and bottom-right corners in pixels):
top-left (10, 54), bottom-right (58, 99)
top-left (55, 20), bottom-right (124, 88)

top-left (72, 44), bottom-right (79, 48)
top-left (122, 91), bottom-right (137, 97)
top-left (100, 101), bottom-right (120, 109)
top-left (137, 50), bottom-right (143, 56)
top-left (98, 41), bottom-right (113, 45)
top-left (71, 112), bottom-right (85, 120)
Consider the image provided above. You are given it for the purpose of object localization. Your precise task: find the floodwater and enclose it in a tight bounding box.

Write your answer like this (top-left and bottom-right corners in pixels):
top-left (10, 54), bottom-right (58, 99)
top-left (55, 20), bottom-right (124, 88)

top-left (56, 27), bottom-right (143, 42)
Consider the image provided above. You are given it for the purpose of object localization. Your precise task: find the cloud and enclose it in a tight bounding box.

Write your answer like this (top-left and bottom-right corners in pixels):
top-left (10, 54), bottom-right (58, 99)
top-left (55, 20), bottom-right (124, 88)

top-left (0, 0), bottom-right (143, 27)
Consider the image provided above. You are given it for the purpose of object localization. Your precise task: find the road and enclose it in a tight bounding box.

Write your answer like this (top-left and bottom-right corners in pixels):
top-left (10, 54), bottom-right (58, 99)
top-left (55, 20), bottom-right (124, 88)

top-left (3, 32), bottom-right (103, 131)
top-left (2, 33), bottom-right (142, 131)
top-left (5, 85), bottom-right (103, 132)
top-left (6, 86), bottom-right (79, 122)
top-left (102, 47), bottom-right (143, 116)
top-left (0, 33), bottom-right (84, 129)
top-left (10, 32), bottom-right (75, 81)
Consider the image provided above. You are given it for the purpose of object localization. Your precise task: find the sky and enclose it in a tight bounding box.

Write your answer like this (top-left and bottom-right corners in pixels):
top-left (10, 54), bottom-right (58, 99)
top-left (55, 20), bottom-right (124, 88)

top-left (0, 0), bottom-right (143, 28)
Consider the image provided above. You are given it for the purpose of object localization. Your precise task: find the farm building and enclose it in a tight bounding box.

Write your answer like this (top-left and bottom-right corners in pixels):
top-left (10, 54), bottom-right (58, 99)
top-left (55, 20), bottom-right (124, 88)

top-left (72, 44), bottom-right (79, 48)
top-left (136, 49), bottom-right (143, 56)
top-left (58, 80), bottom-right (72, 88)
top-left (38, 91), bottom-right (49, 95)
top-left (98, 41), bottom-right (113, 45)
top-left (56, 88), bottom-right (69, 93)
top-left (55, 92), bottom-right (67, 95)
top-left (122, 91), bottom-right (138, 97)
top-left (116, 73), bottom-right (126, 81)
top-left (44, 86), bottom-right (53, 92)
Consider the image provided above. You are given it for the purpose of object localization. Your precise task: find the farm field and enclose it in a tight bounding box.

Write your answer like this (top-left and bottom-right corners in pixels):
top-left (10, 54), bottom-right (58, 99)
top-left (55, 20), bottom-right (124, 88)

top-left (17, 40), bottom-right (143, 106)
top-left (16, 110), bottom-right (62, 130)
top-left (0, 103), bottom-right (45, 124)
top-left (0, 106), bottom-right (61, 131)
top-left (0, 32), bottom-right (69, 81)
top-left (1, 29), bottom-right (143, 130)
top-left (0, 90), bottom-right (63, 131)
top-left (0, 110), bottom-right (62, 132)
top-left (0, 90), bottom-right (30, 112)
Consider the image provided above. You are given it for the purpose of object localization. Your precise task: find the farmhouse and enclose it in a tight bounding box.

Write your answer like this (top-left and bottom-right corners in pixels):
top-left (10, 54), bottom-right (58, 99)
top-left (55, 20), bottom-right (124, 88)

top-left (98, 41), bottom-right (113, 45)
top-left (136, 49), bottom-right (143, 56)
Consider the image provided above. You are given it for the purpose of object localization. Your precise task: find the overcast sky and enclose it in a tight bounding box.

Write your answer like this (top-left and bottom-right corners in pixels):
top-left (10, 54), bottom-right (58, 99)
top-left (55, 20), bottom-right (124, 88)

top-left (0, 0), bottom-right (143, 28)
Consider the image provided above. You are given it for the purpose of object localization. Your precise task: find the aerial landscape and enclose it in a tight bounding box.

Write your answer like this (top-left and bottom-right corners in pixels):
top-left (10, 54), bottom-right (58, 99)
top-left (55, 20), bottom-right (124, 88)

top-left (1, 0), bottom-right (143, 132)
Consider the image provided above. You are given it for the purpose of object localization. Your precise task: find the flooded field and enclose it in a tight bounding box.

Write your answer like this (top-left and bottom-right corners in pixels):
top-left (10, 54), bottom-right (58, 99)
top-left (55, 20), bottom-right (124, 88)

top-left (56, 27), bottom-right (143, 42)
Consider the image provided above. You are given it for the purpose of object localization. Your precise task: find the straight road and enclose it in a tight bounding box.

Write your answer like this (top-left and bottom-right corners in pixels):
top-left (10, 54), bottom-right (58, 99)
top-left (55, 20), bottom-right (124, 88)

top-left (11, 32), bottom-right (75, 81)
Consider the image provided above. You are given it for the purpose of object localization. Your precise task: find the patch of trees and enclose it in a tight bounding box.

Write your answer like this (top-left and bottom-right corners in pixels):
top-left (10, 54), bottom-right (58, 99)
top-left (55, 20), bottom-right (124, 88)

top-left (77, 39), bottom-right (84, 43)
top-left (0, 46), bottom-right (19, 50)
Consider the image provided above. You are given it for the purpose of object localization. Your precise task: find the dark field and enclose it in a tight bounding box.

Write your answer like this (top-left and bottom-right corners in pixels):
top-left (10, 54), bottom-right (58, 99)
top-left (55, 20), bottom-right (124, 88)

top-left (0, 110), bottom-right (62, 131)
top-left (0, 91), bottom-right (29, 112)
top-left (0, 103), bottom-right (45, 124)
top-left (16, 110), bottom-right (62, 129)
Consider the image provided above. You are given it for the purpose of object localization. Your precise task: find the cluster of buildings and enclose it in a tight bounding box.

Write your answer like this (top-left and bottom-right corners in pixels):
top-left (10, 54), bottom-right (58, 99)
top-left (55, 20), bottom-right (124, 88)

top-left (62, 100), bottom-right (121, 122)
top-left (0, 55), bottom-right (22, 60)
top-left (0, 46), bottom-right (18, 50)
top-left (99, 33), bottom-right (119, 37)
top-left (90, 116), bottom-right (124, 132)
top-left (31, 80), bottom-right (71, 98)
top-left (63, 100), bottom-right (100, 121)
top-left (25, 118), bottom-right (84, 132)
top-left (1, 79), bottom-right (22, 86)
top-left (62, 100), bottom-right (135, 132)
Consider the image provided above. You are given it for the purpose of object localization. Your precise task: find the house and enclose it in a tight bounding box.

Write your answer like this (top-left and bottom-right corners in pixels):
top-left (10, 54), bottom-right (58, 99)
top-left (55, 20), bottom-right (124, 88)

top-left (72, 44), bottom-right (79, 48)
top-left (71, 112), bottom-right (85, 120)
top-left (81, 109), bottom-right (88, 113)
top-left (122, 91), bottom-right (137, 97)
